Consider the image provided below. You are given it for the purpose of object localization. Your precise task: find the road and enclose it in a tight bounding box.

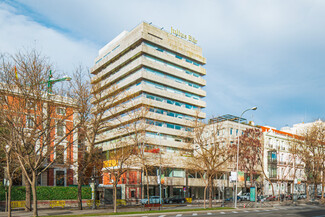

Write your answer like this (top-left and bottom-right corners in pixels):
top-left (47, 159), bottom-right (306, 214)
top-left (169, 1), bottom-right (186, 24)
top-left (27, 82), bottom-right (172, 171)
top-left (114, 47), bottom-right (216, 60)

top-left (119, 206), bottom-right (325, 217)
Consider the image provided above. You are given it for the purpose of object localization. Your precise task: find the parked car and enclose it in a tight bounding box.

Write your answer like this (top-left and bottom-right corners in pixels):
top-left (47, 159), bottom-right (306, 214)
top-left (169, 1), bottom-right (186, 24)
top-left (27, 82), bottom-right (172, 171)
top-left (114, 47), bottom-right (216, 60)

top-left (298, 194), bottom-right (306, 199)
top-left (240, 193), bottom-right (250, 201)
top-left (257, 195), bottom-right (267, 202)
top-left (266, 195), bottom-right (276, 201)
top-left (286, 194), bottom-right (293, 200)
top-left (141, 196), bottom-right (162, 204)
top-left (164, 196), bottom-right (186, 204)
top-left (225, 196), bottom-right (241, 202)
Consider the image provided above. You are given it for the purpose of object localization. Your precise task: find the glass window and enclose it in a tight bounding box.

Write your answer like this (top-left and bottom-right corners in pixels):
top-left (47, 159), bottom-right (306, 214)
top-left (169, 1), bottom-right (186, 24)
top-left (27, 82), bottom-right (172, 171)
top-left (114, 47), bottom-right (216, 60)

top-left (56, 145), bottom-right (65, 164)
top-left (230, 128), bottom-right (233, 135)
top-left (167, 123), bottom-right (174, 129)
top-left (156, 109), bottom-right (163, 114)
top-left (175, 55), bottom-right (182, 60)
top-left (55, 170), bottom-right (65, 186)
top-left (147, 95), bottom-right (154, 100)
top-left (167, 99), bottom-right (174, 105)
top-left (156, 97), bottom-right (163, 102)
top-left (57, 122), bottom-right (65, 137)
top-left (155, 122), bottom-right (163, 127)
top-left (175, 102), bottom-right (182, 107)
top-left (167, 112), bottom-right (175, 117)
top-left (57, 107), bottom-right (66, 115)
top-left (175, 125), bottom-right (181, 130)
top-left (26, 116), bottom-right (34, 128)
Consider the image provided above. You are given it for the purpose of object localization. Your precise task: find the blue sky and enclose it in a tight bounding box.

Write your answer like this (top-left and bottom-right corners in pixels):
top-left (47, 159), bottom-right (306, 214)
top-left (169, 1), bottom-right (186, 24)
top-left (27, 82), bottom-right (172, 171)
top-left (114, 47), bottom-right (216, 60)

top-left (1, 0), bottom-right (324, 129)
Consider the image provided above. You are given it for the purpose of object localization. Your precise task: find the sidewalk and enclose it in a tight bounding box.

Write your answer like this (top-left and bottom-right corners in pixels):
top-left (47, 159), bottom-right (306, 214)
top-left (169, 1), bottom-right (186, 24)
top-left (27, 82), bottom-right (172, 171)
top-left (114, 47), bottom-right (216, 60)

top-left (0, 201), bottom-right (310, 217)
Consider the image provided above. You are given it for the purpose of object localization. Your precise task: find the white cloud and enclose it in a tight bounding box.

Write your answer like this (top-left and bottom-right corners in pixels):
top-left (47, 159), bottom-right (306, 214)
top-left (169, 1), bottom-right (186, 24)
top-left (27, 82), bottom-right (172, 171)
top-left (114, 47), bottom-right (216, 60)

top-left (0, 2), bottom-right (99, 75)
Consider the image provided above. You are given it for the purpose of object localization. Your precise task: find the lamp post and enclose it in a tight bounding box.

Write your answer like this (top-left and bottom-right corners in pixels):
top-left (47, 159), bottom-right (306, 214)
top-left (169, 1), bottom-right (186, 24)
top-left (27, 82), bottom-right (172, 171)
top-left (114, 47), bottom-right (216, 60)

top-left (234, 107), bottom-right (257, 208)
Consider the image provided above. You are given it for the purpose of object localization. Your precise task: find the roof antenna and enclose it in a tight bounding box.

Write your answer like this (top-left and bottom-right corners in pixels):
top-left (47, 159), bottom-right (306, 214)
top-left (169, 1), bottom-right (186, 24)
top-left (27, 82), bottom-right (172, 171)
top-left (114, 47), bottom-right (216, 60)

top-left (149, 22), bottom-right (152, 25)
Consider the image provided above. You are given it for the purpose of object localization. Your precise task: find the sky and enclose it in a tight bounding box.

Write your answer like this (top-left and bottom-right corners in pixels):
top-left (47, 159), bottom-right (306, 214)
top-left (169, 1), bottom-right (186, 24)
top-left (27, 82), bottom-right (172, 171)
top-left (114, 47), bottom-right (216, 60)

top-left (0, 0), bottom-right (324, 129)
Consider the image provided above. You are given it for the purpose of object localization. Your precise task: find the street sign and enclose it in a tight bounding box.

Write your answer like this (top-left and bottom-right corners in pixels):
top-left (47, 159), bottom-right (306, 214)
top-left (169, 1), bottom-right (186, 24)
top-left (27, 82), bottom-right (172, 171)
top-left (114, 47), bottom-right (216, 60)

top-left (183, 187), bottom-right (186, 191)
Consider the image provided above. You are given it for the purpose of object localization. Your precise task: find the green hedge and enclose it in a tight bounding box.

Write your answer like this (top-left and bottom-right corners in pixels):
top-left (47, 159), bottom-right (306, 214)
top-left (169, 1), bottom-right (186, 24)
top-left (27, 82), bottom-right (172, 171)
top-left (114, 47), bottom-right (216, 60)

top-left (0, 186), bottom-right (92, 201)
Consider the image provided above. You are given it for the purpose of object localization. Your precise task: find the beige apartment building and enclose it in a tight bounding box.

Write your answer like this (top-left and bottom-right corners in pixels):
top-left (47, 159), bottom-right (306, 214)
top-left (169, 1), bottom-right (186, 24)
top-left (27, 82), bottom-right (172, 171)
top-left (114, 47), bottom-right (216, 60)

top-left (90, 22), bottom-right (207, 201)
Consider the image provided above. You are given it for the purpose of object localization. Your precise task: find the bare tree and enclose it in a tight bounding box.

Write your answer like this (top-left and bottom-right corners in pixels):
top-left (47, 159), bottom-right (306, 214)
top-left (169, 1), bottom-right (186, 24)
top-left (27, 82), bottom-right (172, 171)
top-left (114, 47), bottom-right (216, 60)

top-left (0, 121), bottom-right (21, 217)
top-left (0, 50), bottom-right (76, 217)
top-left (69, 68), bottom-right (112, 210)
top-left (187, 118), bottom-right (232, 208)
top-left (295, 121), bottom-right (325, 200)
top-left (237, 128), bottom-right (263, 188)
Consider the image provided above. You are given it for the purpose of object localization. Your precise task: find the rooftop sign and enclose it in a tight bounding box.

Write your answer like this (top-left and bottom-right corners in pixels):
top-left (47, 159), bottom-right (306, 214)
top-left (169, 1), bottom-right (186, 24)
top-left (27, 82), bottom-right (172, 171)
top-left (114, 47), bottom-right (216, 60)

top-left (171, 27), bottom-right (197, 44)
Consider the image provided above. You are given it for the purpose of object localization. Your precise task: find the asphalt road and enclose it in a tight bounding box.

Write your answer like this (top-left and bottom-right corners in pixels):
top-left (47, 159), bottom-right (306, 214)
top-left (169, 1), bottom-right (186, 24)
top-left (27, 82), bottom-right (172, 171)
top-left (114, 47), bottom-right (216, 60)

top-left (123, 206), bottom-right (325, 217)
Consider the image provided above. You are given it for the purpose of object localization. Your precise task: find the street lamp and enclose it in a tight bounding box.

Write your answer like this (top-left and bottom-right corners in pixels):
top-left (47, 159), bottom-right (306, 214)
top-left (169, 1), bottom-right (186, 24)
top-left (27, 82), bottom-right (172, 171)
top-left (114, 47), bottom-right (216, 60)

top-left (234, 107), bottom-right (257, 208)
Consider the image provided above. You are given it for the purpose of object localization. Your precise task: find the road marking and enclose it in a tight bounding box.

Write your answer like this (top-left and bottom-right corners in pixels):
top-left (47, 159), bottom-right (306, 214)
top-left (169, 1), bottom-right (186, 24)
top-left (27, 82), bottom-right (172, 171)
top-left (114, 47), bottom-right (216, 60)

top-left (244, 210), bottom-right (249, 212)
top-left (207, 213), bottom-right (212, 215)
top-left (255, 210), bottom-right (260, 212)
top-left (220, 212), bottom-right (225, 214)
top-left (232, 211), bottom-right (238, 213)
top-left (176, 215), bottom-right (182, 217)
top-left (158, 215), bottom-right (166, 217)
top-left (265, 210), bottom-right (270, 211)
top-left (192, 214), bottom-right (198, 216)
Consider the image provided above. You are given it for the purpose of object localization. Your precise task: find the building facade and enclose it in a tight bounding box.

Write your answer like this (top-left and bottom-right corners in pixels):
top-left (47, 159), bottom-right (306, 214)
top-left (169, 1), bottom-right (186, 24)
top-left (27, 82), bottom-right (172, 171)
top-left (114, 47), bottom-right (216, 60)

top-left (260, 126), bottom-right (306, 196)
top-left (90, 22), bottom-right (207, 201)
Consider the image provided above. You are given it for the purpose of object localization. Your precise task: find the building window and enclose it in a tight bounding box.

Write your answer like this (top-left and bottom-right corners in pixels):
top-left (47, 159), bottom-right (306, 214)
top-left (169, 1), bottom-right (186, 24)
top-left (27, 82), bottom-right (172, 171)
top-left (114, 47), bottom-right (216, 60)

top-left (27, 101), bottom-right (36, 110)
top-left (230, 128), bottom-right (233, 135)
top-left (57, 122), bottom-right (65, 137)
top-left (56, 145), bottom-right (65, 164)
top-left (131, 190), bottom-right (135, 198)
top-left (26, 116), bottom-right (34, 128)
top-left (55, 170), bottom-right (65, 186)
top-left (57, 107), bottom-right (66, 115)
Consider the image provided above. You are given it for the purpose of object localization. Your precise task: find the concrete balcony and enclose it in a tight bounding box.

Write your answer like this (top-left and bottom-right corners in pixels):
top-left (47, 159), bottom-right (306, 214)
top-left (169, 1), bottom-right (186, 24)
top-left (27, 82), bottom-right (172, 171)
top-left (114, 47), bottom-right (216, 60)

top-left (143, 45), bottom-right (206, 76)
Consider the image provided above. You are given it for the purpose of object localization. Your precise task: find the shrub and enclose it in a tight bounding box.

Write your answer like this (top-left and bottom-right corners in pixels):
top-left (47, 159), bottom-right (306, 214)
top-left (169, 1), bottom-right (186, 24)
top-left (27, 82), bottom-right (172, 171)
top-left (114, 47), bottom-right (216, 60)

top-left (0, 186), bottom-right (92, 201)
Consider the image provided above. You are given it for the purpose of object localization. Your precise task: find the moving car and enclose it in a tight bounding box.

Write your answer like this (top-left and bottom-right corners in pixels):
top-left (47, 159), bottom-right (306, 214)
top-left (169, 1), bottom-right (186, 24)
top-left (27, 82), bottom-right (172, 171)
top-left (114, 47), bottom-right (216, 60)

top-left (164, 196), bottom-right (186, 204)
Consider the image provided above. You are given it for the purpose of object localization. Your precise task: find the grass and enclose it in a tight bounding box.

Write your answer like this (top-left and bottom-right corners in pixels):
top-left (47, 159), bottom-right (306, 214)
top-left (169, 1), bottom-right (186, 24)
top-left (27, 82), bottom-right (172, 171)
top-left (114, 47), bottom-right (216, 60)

top-left (44, 207), bottom-right (234, 217)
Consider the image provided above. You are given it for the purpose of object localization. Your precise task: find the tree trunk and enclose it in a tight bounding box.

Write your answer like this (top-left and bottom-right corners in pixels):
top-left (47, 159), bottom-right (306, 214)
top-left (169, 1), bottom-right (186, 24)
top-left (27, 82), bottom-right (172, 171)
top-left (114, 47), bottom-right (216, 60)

top-left (7, 181), bottom-right (12, 217)
top-left (25, 174), bottom-right (31, 212)
top-left (208, 177), bottom-right (213, 208)
top-left (113, 182), bottom-right (117, 213)
top-left (31, 172), bottom-right (38, 217)
top-left (314, 183), bottom-right (318, 198)
top-left (306, 183), bottom-right (310, 201)
top-left (145, 167), bottom-right (150, 204)
top-left (203, 183), bottom-right (208, 209)
top-left (278, 182), bottom-right (281, 202)
top-left (77, 176), bottom-right (83, 210)
top-left (322, 170), bottom-right (325, 199)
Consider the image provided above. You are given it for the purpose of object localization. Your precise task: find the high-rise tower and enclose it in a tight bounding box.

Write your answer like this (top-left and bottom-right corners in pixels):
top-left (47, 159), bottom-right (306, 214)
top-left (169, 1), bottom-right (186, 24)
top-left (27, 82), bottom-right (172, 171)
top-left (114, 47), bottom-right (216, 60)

top-left (91, 22), bottom-right (206, 199)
